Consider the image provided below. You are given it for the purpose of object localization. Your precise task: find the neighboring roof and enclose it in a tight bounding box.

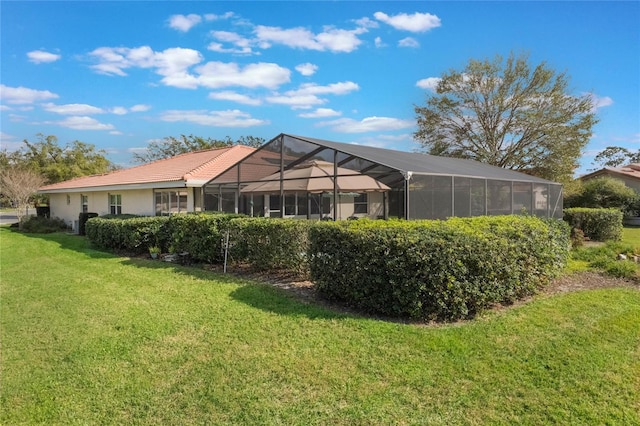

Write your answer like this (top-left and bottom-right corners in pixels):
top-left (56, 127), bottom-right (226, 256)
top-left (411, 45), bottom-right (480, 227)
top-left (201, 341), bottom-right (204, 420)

top-left (284, 134), bottom-right (558, 184)
top-left (39, 145), bottom-right (256, 193)
top-left (579, 163), bottom-right (640, 181)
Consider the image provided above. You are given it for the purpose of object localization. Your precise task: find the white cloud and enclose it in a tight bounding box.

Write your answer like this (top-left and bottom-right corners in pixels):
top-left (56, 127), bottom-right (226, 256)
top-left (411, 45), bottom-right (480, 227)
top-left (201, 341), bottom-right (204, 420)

top-left (168, 14), bottom-right (202, 32)
top-left (42, 103), bottom-right (105, 115)
top-left (591, 94), bottom-right (614, 110)
top-left (374, 37), bottom-right (385, 48)
top-left (265, 94), bottom-right (325, 109)
top-left (196, 61), bottom-right (290, 89)
top-left (267, 81), bottom-right (359, 110)
top-left (353, 17), bottom-right (379, 29)
top-left (0, 132), bottom-right (21, 151)
top-left (319, 116), bottom-right (414, 133)
top-left (0, 105), bottom-right (11, 111)
top-left (374, 11), bottom-right (441, 32)
top-left (89, 46), bottom-right (203, 88)
top-left (254, 25), bottom-right (364, 53)
top-left (204, 12), bottom-right (234, 21)
top-left (130, 104), bottom-right (151, 112)
top-left (287, 81), bottom-right (359, 96)
top-left (110, 107), bottom-right (128, 115)
top-left (416, 77), bottom-right (441, 91)
top-left (398, 37), bottom-right (420, 48)
top-left (160, 109), bottom-right (268, 127)
top-left (208, 31), bottom-right (255, 55)
top-left (50, 116), bottom-right (115, 130)
top-left (27, 50), bottom-right (61, 64)
top-left (208, 91), bottom-right (262, 106)
top-left (0, 84), bottom-right (59, 104)
top-left (109, 130), bottom-right (123, 135)
top-left (89, 46), bottom-right (293, 91)
top-left (298, 108), bottom-right (341, 118)
top-left (296, 63), bottom-right (318, 76)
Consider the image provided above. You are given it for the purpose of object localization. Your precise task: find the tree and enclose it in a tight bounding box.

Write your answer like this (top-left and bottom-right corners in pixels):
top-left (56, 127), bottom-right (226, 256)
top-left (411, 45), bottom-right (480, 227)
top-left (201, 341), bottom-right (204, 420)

top-left (592, 146), bottom-right (640, 168)
top-left (10, 134), bottom-right (114, 184)
top-left (0, 167), bottom-right (45, 227)
top-left (414, 52), bottom-right (598, 184)
top-left (564, 176), bottom-right (638, 215)
top-left (133, 134), bottom-right (266, 163)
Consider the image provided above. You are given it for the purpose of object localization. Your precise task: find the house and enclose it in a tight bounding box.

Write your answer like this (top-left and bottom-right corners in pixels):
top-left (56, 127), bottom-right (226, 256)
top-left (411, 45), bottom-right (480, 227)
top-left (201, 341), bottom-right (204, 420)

top-left (579, 164), bottom-right (640, 193)
top-left (38, 145), bottom-right (255, 231)
top-left (206, 133), bottom-right (564, 220)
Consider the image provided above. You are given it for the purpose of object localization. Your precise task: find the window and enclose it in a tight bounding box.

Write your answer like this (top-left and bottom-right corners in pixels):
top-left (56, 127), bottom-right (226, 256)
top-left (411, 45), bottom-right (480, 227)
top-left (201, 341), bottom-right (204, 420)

top-left (155, 190), bottom-right (188, 215)
top-left (109, 194), bottom-right (122, 215)
top-left (81, 195), bottom-right (88, 213)
top-left (353, 193), bottom-right (368, 214)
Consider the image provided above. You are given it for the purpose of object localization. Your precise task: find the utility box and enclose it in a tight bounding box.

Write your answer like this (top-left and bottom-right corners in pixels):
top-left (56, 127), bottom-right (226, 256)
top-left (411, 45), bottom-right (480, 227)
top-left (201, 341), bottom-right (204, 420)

top-left (78, 212), bottom-right (98, 236)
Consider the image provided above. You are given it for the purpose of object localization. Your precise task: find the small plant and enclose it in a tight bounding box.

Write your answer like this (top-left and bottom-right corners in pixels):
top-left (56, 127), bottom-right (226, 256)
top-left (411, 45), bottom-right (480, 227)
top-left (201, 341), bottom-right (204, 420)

top-left (149, 246), bottom-right (161, 259)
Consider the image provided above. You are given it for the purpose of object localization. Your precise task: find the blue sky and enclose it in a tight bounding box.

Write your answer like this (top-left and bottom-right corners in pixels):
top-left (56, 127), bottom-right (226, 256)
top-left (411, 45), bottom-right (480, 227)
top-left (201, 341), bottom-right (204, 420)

top-left (1, 1), bottom-right (638, 175)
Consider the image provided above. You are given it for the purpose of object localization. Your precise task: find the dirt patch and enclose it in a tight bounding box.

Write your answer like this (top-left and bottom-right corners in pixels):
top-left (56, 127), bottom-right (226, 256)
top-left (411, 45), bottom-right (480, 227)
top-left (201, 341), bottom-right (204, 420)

top-left (545, 271), bottom-right (638, 294)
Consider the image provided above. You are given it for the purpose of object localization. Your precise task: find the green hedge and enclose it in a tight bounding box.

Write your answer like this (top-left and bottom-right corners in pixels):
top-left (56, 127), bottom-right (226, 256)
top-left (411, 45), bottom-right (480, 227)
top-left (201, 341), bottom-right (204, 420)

top-left (167, 213), bottom-right (244, 263)
top-left (228, 218), bottom-right (311, 275)
top-left (85, 216), bottom-right (170, 253)
top-left (563, 207), bottom-right (623, 241)
top-left (308, 216), bottom-right (569, 321)
top-left (85, 213), bottom-right (570, 322)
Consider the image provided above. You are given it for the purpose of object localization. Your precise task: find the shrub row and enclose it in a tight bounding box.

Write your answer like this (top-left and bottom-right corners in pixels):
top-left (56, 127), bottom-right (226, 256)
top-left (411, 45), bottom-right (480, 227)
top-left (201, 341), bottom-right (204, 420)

top-left (563, 207), bottom-right (623, 241)
top-left (308, 217), bottom-right (569, 321)
top-left (86, 213), bottom-right (570, 321)
top-left (85, 216), bottom-right (170, 254)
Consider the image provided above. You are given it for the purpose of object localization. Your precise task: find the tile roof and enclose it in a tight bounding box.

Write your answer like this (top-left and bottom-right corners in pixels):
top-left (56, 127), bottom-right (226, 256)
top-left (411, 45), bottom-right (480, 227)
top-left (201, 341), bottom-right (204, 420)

top-left (580, 163), bottom-right (640, 180)
top-left (39, 145), bottom-right (255, 192)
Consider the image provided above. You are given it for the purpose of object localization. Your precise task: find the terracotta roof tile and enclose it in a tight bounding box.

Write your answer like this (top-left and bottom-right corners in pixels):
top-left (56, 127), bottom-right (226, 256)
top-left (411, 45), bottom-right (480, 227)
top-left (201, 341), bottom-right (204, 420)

top-left (39, 145), bottom-right (255, 191)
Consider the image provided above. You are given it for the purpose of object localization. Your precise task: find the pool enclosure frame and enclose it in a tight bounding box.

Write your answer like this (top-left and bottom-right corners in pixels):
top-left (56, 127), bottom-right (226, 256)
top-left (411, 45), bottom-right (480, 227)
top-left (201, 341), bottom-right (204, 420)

top-left (205, 133), bottom-right (563, 220)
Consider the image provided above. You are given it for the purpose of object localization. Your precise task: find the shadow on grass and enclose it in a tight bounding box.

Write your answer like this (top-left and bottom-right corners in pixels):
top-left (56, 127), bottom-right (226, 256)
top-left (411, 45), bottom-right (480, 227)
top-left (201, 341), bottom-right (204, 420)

top-left (5, 227), bottom-right (357, 321)
top-left (228, 283), bottom-right (354, 321)
top-left (2, 227), bottom-right (115, 259)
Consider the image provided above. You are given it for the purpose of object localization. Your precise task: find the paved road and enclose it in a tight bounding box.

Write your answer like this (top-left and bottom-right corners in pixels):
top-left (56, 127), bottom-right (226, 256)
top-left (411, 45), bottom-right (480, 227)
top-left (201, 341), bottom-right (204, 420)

top-left (0, 208), bottom-right (33, 225)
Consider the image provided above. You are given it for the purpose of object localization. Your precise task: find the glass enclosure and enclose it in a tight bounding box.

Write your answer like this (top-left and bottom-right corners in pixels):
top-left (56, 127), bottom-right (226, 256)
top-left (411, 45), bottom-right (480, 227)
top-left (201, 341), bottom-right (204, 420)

top-left (206, 134), bottom-right (563, 220)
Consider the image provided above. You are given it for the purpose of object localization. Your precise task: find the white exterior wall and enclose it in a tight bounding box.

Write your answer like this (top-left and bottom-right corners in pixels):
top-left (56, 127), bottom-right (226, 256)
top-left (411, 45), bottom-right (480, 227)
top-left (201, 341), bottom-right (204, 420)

top-left (48, 187), bottom-right (198, 227)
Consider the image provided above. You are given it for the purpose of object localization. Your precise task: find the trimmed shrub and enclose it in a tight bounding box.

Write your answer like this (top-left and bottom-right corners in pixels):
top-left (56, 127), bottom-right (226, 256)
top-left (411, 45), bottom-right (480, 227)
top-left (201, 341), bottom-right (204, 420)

top-left (563, 207), bottom-right (623, 241)
top-left (308, 216), bottom-right (570, 321)
top-left (19, 216), bottom-right (68, 233)
top-left (228, 217), bottom-right (311, 275)
top-left (167, 213), bottom-right (244, 263)
top-left (85, 216), bottom-right (170, 254)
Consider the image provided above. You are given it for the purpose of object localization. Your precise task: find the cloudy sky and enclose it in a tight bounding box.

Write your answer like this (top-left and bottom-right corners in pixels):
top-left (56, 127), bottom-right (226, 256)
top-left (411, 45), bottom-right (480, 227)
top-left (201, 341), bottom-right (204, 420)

top-left (1, 1), bottom-right (638, 174)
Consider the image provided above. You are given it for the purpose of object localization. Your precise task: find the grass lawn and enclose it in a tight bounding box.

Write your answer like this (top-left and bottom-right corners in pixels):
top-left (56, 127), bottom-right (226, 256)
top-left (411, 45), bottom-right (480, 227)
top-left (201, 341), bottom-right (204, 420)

top-left (1, 227), bottom-right (639, 425)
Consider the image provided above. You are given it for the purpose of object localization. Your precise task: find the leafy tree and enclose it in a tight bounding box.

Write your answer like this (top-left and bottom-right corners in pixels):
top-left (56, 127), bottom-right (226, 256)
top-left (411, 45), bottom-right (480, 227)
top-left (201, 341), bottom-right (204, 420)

top-left (0, 167), bottom-right (45, 227)
top-left (414, 52), bottom-right (598, 184)
top-left (592, 146), bottom-right (640, 168)
top-left (133, 134), bottom-right (265, 163)
top-left (8, 134), bottom-right (114, 184)
top-left (564, 176), bottom-right (638, 215)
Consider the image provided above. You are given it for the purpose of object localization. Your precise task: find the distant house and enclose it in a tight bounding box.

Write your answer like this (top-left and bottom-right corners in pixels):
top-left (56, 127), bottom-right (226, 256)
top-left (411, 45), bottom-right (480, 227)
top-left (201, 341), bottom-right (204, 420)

top-left (38, 145), bottom-right (255, 231)
top-left (580, 164), bottom-right (640, 192)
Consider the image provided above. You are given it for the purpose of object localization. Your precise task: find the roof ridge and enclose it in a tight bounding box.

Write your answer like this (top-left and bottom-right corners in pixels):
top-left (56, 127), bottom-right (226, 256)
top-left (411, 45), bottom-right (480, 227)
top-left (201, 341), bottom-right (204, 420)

top-left (182, 145), bottom-right (253, 180)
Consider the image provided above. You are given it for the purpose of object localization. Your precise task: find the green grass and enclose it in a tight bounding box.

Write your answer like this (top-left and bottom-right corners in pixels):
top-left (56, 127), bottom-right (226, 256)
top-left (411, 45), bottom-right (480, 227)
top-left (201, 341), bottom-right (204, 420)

top-left (1, 227), bottom-right (639, 425)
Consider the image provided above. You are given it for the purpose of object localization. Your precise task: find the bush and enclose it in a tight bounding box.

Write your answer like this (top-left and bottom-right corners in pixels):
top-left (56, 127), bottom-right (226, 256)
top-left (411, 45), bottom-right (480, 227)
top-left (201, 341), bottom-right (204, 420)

top-left (19, 216), bottom-right (68, 234)
top-left (85, 216), bottom-right (170, 254)
top-left (308, 216), bottom-right (570, 321)
top-left (564, 177), bottom-right (638, 215)
top-left (228, 218), bottom-right (311, 275)
top-left (563, 208), bottom-right (623, 241)
top-left (167, 213), bottom-right (244, 263)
